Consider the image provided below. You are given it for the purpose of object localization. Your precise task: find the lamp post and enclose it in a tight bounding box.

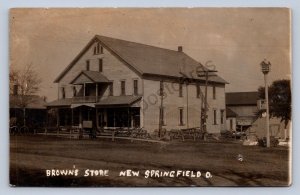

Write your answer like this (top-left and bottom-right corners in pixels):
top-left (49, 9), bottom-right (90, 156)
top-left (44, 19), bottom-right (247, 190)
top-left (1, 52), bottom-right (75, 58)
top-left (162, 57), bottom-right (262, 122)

top-left (260, 59), bottom-right (271, 147)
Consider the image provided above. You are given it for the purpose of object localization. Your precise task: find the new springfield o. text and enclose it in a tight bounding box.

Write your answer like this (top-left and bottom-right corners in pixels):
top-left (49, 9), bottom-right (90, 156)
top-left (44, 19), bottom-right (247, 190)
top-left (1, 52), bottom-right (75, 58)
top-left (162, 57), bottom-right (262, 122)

top-left (45, 167), bottom-right (212, 179)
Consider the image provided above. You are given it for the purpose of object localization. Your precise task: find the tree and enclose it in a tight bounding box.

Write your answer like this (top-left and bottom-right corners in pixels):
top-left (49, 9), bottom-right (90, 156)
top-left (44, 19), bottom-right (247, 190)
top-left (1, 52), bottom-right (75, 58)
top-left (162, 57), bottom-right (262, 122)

top-left (10, 64), bottom-right (42, 126)
top-left (258, 79), bottom-right (291, 129)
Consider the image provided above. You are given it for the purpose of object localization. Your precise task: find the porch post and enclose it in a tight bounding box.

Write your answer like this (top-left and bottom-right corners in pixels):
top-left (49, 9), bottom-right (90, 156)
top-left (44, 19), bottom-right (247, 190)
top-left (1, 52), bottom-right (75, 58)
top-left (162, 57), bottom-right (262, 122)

top-left (96, 83), bottom-right (98, 102)
top-left (71, 108), bottom-right (74, 126)
top-left (127, 107), bottom-right (130, 129)
top-left (83, 83), bottom-right (86, 97)
top-left (56, 108), bottom-right (60, 127)
top-left (96, 108), bottom-right (99, 129)
top-left (79, 108), bottom-right (82, 123)
top-left (186, 83), bottom-right (189, 128)
top-left (113, 109), bottom-right (116, 127)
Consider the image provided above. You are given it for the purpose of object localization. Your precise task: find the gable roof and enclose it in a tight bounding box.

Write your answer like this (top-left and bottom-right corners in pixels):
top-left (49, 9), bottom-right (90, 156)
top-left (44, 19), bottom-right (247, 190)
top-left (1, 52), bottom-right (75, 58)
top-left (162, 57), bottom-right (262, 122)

top-left (226, 92), bottom-right (259, 106)
top-left (54, 35), bottom-right (227, 84)
top-left (71, 71), bottom-right (110, 84)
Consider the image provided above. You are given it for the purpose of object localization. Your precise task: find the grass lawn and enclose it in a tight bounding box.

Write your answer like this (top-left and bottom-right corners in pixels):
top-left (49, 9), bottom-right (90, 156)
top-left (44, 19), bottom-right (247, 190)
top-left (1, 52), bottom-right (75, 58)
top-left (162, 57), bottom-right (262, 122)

top-left (10, 135), bottom-right (291, 187)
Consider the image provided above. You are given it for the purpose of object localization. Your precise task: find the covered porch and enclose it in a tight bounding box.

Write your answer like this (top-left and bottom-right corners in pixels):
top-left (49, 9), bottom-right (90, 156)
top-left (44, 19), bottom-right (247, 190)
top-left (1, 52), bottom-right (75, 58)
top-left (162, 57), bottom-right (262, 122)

top-left (47, 95), bottom-right (142, 130)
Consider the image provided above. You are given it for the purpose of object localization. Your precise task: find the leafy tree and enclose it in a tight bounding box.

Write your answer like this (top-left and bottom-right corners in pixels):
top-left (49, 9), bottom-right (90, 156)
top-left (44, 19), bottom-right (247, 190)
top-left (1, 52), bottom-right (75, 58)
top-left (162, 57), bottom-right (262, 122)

top-left (10, 64), bottom-right (42, 126)
top-left (258, 79), bottom-right (291, 128)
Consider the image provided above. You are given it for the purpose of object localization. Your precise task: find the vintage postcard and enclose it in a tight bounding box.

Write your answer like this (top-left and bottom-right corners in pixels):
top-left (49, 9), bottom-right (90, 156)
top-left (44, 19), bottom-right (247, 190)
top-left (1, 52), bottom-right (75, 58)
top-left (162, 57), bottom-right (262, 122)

top-left (9, 8), bottom-right (291, 187)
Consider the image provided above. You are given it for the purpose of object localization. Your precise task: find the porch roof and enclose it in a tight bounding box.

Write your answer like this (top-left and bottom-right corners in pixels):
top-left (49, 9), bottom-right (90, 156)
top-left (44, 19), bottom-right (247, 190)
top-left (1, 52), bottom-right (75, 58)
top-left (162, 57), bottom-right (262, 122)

top-left (46, 98), bottom-right (72, 107)
top-left (96, 95), bottom-right (142, 106)
top-left (70, 70), bottom-right (110, 84)
top-left (46, 95), bottom-right (142, 108)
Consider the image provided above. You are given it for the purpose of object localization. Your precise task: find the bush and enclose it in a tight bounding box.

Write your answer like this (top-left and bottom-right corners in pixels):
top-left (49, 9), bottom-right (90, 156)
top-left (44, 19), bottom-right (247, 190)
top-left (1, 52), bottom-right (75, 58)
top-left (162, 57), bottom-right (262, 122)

top-left (258, 137), bottom-right (279, 147)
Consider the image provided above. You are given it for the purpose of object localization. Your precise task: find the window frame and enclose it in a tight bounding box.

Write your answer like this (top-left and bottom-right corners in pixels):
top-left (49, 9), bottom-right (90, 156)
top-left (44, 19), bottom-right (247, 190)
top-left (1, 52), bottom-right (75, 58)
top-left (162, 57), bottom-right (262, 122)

top-left (213, 109), bottom-right (217, 125)
top-left (179, 83), bottom-right (183, 97)
top-left (179, 107), bottom-right (184, 126)
top-left (220, 109), bottom-right (224, 124)
top-left (94, 42), bottom-right (103, 55)
top-left (159, 80), bottom-right (164, 96)
top-left (61, 87), bottom-right (65, 99)
top-left (109, 82), bottom-right (113, 96)
top-left (99, 58), bottom-right (103, 72)
top-left (133, 79), bottom-right (138, 95)
top-left (121, 80), bottom-right (126, 95)
top-left (213, 86), bottom-right (216, 99)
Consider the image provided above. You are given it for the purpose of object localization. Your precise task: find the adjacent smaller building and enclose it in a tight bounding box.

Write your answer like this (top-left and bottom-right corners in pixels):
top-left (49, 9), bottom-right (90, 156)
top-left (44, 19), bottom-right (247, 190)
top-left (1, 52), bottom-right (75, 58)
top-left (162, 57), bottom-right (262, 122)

top-left (225, 108), bottom-right (237, 132)
top-left (226, 92), bottom-right (259, 132)
top-left (226, 91), bottom-right (291, 140)
top-left (10, 94), bottom-right (47, 128)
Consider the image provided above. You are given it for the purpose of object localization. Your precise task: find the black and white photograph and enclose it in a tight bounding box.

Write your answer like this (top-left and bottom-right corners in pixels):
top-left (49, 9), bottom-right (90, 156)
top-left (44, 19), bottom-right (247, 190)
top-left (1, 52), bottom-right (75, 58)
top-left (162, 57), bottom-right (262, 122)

top-left (9, 8), bottom-right (291, 187)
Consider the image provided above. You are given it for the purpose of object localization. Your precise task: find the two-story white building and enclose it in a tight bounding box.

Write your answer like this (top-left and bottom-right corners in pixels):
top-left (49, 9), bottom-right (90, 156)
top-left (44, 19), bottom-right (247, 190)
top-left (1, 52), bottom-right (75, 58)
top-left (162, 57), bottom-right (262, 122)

top-left (47, 35), bottom-right (227, 134)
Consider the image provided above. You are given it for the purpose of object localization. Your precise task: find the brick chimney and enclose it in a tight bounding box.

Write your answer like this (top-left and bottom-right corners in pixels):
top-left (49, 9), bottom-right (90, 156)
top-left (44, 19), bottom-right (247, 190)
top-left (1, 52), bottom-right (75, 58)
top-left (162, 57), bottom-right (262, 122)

top-left (178, 46), bottom-right (183, 52)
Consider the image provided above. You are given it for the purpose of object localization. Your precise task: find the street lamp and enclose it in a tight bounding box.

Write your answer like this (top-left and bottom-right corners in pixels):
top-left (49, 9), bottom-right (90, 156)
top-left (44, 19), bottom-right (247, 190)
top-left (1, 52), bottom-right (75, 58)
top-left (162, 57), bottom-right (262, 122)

top-left (260, 59), bottom-right (271, 147)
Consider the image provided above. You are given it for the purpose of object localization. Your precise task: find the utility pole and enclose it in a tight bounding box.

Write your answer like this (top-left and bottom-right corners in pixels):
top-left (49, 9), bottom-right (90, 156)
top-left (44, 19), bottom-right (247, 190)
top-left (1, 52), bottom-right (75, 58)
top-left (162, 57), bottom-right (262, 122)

top-left (260, 59), bottom-right (271, 147)
top-left (158, 80), bottom-right (164, 138)
top-left (197, 67), bottom-right (217, 137)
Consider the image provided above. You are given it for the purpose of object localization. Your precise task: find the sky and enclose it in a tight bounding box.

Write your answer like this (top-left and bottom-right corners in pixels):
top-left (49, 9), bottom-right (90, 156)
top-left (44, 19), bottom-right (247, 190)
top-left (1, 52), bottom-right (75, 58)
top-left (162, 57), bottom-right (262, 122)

top-left (10, 8), bottom-right (291, 101)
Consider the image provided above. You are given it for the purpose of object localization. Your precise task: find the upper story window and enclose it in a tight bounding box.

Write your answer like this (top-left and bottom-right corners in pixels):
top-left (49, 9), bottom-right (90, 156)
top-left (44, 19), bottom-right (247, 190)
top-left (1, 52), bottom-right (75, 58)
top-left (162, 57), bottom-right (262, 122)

top-left (121, 80), bottom-right (126, 95)
top-left (94, 42), bottom-right (104, 55)
top-left (133, 79), bottom-right (138, 95)
top-left (86, 60), bottom-right (90, 71)
top-left (99, 59), bottom-right (103, 72)
top-left (61, 87), bottom-right (65, 99)
top-left (196, 84), bottom-right (200, 98)
top-left (220, 109), bottom-right (224, 124)
top-left (109, 82), bottom-right (113, 96)
top-left (179, 83), bottom-right (183, 97)
top-left (213, 86), bottom-right (216, 99)
top-left (159, 81), bottom-right (164, 96)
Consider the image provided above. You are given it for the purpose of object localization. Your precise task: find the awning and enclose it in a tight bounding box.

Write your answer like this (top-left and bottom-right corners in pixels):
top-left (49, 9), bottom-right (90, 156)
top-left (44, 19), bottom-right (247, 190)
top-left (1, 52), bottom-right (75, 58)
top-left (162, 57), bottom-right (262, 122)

top-left (46, 98), bottom-right (72, 107)
top-left (47, 96), bottom-right (142, 108)
top-left (70, 71), bottom-right (111, 84)
top-left (71, 103), bottom-right (95, 108)
top-left (96, 96), bottom-right (142, 107)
